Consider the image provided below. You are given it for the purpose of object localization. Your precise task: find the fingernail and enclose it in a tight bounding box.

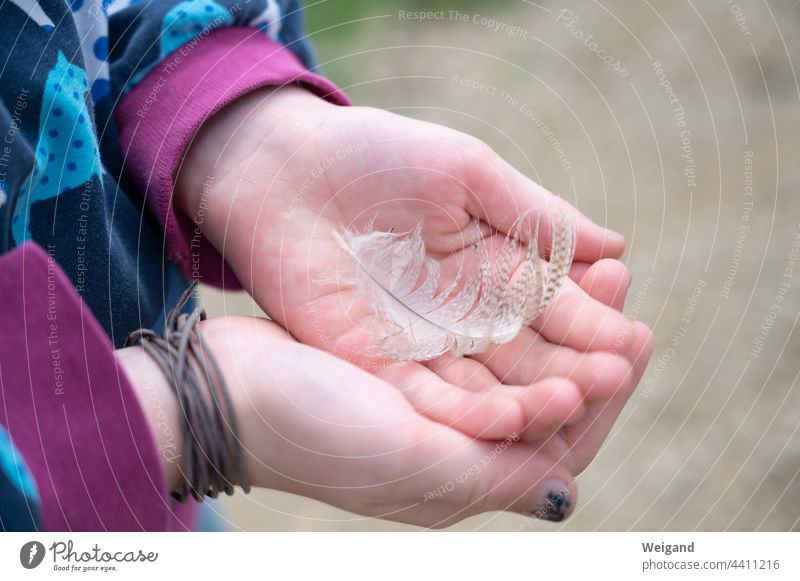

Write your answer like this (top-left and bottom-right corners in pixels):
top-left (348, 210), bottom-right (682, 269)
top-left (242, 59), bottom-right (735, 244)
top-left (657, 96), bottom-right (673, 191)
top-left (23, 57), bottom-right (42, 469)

top-left (529, 480), bottom-right (573, 522)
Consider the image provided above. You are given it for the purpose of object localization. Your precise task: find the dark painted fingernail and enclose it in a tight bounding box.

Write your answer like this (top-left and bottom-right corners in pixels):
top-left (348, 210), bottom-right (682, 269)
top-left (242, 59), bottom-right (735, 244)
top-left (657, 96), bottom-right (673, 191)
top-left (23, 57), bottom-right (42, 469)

top-left (529, 480), bottom-right (573, 522)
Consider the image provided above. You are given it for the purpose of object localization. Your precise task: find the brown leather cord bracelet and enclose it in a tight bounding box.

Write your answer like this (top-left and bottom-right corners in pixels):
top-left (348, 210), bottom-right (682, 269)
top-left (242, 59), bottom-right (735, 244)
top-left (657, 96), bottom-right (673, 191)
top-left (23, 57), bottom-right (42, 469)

top-left (125, 282), bottom-right (251, 502)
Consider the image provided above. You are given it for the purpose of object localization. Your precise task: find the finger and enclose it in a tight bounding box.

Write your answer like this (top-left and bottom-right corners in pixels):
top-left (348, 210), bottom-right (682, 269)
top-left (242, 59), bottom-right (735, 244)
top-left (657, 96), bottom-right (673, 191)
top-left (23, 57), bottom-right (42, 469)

top-left (432, 235), bottom-right (632, 356)
top-left (378, 479), bottom-right (575, 529)
top-left (569, 261), bottom-right (592, 282)
top-left (363, 410), bottom-right (579, 523)
top-left (366, 498), bottom-right (475, 529)
top-left (463, 147), bottom-right (625, 262)
top-left (545, 261), bottom-right (653, 475)
top-left (371, 481), bottom-right (574, 529)
top-left (423, 356), bottom-right (587, 436)
top-left (376, 362), bottom-right (526, 440)
top-left (627, 321), bottom-right (654, 380)
top-left (425, 353), bottom-right (503, 392)
top-left (471, 328), bottom-right (633, 402)
top-left (531, 276), bottom-right (635, 355)
top-left (555, 260), bottom-right (650, 473)
top-left (560, 321), bottom-right (653, 474)
top-left (516, 377), bottom-right (586, 440)
top-left (445, 437), bottom-right (578, 522)
top-left (560, 261), bottom-right (651, 472)
top-left (578, 258), bottom-right (631, 312)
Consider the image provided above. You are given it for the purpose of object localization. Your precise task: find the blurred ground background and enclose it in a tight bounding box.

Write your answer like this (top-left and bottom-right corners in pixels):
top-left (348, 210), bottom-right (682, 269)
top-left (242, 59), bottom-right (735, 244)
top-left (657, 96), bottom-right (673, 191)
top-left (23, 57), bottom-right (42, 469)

top-left (201, 0), bottom-right (800, 530)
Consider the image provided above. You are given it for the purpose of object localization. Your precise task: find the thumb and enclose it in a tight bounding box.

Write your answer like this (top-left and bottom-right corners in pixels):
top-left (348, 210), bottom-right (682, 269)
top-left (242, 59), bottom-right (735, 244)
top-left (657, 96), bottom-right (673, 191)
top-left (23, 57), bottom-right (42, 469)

top-left (443, 436), bottom-right (578, 523)
top-left (461, 141), bottom-right (625, 262)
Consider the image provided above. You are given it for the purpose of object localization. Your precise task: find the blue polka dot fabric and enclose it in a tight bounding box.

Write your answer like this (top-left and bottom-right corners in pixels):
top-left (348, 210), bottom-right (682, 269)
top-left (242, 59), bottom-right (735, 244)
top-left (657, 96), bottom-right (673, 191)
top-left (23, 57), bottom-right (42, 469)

top-left (12, 52), bottom-right (100, 243)
top-left (93, 36), bottom-right (108, 61)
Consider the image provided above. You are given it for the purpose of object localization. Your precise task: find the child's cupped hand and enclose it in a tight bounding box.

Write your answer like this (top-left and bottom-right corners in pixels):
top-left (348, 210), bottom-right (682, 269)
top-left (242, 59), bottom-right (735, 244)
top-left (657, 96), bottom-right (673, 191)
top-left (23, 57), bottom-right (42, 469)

top-left (175, 86), bottom-right (652, 455)
top-left (120, 315), bottom-right (585, 525)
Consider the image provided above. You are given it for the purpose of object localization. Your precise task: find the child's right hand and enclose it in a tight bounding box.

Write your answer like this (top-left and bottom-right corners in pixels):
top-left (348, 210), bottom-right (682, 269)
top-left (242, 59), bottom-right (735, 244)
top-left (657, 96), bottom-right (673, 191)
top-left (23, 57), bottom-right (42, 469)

top-left (118, 316), bottom-right (582, 526)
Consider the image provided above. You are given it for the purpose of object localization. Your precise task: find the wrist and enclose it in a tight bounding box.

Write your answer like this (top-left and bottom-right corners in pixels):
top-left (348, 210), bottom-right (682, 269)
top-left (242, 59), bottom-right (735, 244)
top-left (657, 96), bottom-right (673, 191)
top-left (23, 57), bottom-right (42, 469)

top-left (191, 317), bottom-right (287, 493)
top-left (174, 86), bottom-right (335, 283)
top-left (175, 86), bottom-right (332, 230)
top-left (117, 318), bottom-right (276, 498)
top-left (115, 346), bottom-right (183, 493)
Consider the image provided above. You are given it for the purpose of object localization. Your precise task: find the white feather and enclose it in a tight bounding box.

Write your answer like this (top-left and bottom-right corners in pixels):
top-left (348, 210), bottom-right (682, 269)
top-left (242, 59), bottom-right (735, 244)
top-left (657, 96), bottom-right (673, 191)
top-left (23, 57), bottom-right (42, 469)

top-left (333, 212), bottom-right (575, 361)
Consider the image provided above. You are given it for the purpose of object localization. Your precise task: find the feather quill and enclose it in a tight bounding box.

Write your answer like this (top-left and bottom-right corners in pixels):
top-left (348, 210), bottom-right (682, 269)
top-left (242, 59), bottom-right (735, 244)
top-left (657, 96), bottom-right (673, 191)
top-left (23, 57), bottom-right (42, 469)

top-left (333, 212), bottom-right (575, 361)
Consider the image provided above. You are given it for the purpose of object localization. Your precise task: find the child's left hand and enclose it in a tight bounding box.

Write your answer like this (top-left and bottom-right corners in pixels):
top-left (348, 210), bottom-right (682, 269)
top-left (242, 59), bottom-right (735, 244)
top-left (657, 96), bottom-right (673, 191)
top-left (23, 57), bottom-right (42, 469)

top-left (176, 87), bottom-right (649, 448)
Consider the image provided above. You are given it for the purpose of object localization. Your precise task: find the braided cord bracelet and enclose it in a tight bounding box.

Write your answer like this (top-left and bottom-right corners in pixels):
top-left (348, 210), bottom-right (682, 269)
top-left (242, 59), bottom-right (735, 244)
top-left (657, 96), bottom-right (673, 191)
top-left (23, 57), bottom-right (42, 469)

top-left (125, 282), bottom-right (251, 501)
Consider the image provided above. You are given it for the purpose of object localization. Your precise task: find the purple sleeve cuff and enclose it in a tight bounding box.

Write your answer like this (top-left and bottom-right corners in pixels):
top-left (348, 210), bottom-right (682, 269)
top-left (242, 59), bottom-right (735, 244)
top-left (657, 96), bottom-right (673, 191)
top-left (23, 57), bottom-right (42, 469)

top-left (0, 243), bottom-right (174, 531)
top-left (115, 27), bottom-right (351, 289)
